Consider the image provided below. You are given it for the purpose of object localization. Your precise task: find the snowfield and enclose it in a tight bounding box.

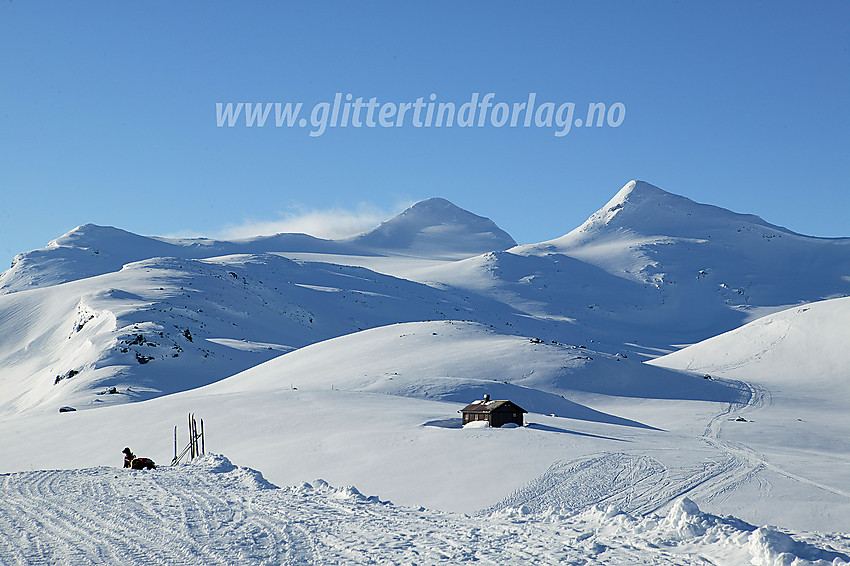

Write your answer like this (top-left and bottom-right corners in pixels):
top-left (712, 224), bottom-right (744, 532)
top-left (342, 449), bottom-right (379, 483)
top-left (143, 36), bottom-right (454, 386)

top-left (1, 180), bottom-right (849, 564)
top-left (1, 454), bottom-right (847, 566)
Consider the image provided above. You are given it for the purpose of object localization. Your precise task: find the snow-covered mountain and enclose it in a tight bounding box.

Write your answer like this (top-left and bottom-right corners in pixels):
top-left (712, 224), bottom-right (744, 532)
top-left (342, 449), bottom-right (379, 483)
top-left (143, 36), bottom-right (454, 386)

top-left (0, 254), bottom-right (501, 415)
top-left (0, 199), bottom-right (523, 415)
top-left (2, 181), bottom-right (849, 560)
top-left (0, 198), bottom-right (515, 294)
top-left (349, 197), bottom-right (517, 256)
top-left (539, 180), bottom-right (850, 302)
top-left (424, 180), bottom-right (850, 353)
top-left (0, 224), bottom-right (358, 294)
top-left (2, 182), bottom-right (849, 413)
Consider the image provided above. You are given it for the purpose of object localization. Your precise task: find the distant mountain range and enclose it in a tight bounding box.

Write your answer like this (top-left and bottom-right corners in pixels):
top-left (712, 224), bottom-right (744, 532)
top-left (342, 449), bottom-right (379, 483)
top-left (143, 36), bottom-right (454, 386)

top-left (1, 180), bottom-right (848, 415)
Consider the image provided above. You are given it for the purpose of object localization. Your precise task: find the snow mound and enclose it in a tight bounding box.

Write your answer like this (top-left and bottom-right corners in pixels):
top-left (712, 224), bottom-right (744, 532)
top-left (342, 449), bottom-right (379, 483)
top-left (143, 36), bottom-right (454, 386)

top-left (659, 496), bottom-right (717, 538)
top-left (187, 454), bottom-right (278, 490)
top-left (495, 497), bottom-right (849, 566)
top-left (292, 479), bottom-right (389, 504)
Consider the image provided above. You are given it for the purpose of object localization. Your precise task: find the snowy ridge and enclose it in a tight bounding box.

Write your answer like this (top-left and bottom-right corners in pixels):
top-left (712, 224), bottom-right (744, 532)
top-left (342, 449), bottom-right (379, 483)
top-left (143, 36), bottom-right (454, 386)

top-left (4, 186), bottom-right (848, 365)
top-left (1, 197), bottom-right (515, 294)
top-left (1, 225), bottom-right (356, 295)
top-left (0, 454), bottom-right (846, 566)
top-left (526, 181), bottom-right (850, 293)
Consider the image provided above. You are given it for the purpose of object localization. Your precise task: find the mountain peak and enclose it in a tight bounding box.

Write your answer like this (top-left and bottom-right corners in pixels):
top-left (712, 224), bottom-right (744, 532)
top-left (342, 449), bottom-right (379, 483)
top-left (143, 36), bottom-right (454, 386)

top-left (611, 180), bottom-right (671, 202)
top-left (351, 198), bottom-right (516, 256)
top-left (406, 196), bottom-right (458, 210)
top-left (595, 180), bottom-right (697, 225)
top-left (48, 224), bottom-right (157, 250)
top-left (571, 180), bottom-right (789, 239)
top-left (391, 197), bottom-right (494, 224)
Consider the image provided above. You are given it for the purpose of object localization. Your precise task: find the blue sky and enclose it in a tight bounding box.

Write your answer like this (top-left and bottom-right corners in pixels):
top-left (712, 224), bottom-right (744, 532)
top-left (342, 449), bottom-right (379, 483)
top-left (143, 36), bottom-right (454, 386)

top-left (1, 1), bottom-right (848, 267)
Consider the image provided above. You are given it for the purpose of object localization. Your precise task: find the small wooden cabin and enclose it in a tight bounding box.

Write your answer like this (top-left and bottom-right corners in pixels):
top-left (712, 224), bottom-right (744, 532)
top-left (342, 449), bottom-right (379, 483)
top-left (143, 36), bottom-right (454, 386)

top-left (459, 395), bottom-right (527, 427)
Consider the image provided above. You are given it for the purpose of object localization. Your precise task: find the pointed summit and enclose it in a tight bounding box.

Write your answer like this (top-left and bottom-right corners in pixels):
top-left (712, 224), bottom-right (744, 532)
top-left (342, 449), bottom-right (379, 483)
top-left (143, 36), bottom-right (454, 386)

top-left (570, 180), bottom-right (789, 240)
top-left (607, 179), bottom-right (674, 206)
top-left (509, 179), bottom-right (850, 293)
top-left (351, 198), bottom-right (516, 256)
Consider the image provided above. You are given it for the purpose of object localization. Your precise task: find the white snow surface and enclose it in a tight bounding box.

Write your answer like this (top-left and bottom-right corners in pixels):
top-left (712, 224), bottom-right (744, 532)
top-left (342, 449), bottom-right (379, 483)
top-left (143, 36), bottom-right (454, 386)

top-left (2, 181), bottom-right (850, 563)
top-left (651, 295), bottom-right (850, 391)
top-left (1, 454), bottom-right (847, 566)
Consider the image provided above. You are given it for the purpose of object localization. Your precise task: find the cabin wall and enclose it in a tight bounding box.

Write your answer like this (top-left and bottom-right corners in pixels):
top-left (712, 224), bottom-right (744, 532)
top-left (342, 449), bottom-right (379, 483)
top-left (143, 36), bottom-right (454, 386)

top-left (491, 409), bottom-right (523, 428)
top-left (463, 412), bottom-right (487, 425)
top-left (461, 405), bottom-right (525, 427)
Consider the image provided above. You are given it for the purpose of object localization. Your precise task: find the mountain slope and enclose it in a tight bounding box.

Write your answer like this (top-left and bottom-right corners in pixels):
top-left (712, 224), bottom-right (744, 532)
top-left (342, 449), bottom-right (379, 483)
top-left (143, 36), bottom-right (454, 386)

top-left (0, 255), bottom-right (519, 416)
top-left (209, 320), bottom-right (748, 422)
top-left (648, 295), bottom-right (850, 523)
top-left (350, 197), bottom-right (517, 257)
top-left (650, 295), bottom-right (850, 391)
top-left (3, 182), bottom-right (849, 416)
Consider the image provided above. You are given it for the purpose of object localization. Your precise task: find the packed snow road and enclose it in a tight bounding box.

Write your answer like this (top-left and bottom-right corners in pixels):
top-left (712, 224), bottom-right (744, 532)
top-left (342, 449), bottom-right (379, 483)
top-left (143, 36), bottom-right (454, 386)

top-left (0, 455), bottom-right (847, 566)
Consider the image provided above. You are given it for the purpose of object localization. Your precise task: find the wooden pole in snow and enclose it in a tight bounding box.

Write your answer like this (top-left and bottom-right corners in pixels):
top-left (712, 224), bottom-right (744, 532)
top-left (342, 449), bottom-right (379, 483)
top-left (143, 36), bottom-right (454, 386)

top-left (189, 413), bottom-right (195, 460)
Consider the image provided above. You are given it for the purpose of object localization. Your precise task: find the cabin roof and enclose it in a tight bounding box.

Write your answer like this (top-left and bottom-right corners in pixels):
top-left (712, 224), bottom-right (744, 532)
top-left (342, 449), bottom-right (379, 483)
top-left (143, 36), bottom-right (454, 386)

top-left (459, 399), bottom-right (527, 414)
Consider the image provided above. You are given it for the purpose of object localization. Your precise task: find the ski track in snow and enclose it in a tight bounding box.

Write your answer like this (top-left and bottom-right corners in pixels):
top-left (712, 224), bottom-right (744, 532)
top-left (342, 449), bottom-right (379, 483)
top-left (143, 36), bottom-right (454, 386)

top-left (486, 381), bottom-right (761, 518)
top-left (490, 377), bottom-right (849, 523)
top-left (700, 381), bottom-right (850, 501)
top-left (2, 455), bottom-right (847, 566)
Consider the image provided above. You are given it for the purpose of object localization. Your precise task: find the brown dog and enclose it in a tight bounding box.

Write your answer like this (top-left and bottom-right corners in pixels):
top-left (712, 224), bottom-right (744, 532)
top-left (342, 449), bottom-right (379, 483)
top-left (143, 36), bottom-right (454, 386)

top-left (130, 457), bottom-right (156, 470)
top-left (123, 447), bottom-right (156, 470)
